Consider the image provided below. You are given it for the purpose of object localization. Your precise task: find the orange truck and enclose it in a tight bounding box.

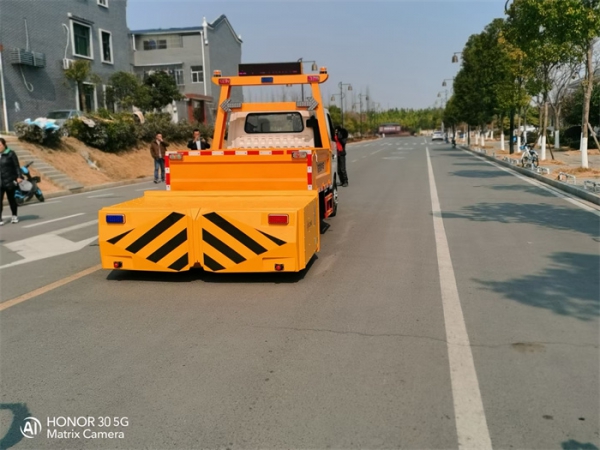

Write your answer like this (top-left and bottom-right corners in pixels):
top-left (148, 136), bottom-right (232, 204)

top-left (98, 62), bottom-right (340, 273)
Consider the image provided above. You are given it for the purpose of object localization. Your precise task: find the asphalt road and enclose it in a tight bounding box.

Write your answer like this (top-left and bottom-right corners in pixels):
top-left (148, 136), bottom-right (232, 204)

top-left (0, 137), bottom-right (598, 449)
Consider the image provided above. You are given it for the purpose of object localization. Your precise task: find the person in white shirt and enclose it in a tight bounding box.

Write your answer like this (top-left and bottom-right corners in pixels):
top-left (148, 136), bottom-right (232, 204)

top-left (187, 129), bottom-right (210, 150)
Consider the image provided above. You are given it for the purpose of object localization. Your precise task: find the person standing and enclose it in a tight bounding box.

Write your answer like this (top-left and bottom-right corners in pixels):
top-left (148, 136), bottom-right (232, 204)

top-left (150, 132), bottom-right (169, 183)
top-left (187, 129), bottom-right (211, 150)
top-left (335, 126), bottom-right (349, 187)
top-left (0, 138), bottom-right (23, 225)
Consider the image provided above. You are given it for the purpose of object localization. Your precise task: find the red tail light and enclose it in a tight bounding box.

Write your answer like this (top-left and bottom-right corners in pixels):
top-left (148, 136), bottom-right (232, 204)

top-left (113, 261), bottom-right (123, 269)
top-left (268, 214), bottom-right (289, 225)
top-left (275, 264), bottom-right (284, 271)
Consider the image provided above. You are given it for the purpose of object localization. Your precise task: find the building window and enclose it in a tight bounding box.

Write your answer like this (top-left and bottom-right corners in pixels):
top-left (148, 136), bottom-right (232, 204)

top-left (99, 29), bottom-right (113, 63)
top-left (72, 21), bottom-right (93, 59)
top-left (77, 83), bottom-right (97, 112)
top-left (143, 40), bottom-right (156, 50)
top-left (191, 66), bottom-right (203, 84)
top-left (98, 0), bottom-right (108, 7)
top-left (157, 40), bottom-right (167, 49)
top-left (174, 69), bottom-right (184, 86)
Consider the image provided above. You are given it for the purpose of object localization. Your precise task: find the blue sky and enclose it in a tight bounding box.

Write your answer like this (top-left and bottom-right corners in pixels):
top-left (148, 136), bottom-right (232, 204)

top-left (127, 1), bottom-right (507, 110)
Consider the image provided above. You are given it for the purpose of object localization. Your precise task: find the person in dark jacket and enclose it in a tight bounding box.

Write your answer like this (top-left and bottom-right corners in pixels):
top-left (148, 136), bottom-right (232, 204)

top-left (149, 132), bottom-right (169, 183)
top-left (187, 129), bottom-right (210, 150)
top-left (0, 137), bottom-right (23, 225)
top-left (335, 126), bottom-right (349, 187)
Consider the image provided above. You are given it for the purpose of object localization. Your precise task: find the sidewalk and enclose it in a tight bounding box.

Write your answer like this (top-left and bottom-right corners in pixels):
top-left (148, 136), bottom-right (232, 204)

top-left (461, 137), bottom-right (600, 205)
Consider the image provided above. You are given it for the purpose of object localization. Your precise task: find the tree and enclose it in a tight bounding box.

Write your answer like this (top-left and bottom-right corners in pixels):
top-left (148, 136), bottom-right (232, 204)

top-left (64, 60), bottom-right (101, 113)
top-left (142, 71), bottom-right (184, 111)
top-left (105, 72), bottom-right (144, 110)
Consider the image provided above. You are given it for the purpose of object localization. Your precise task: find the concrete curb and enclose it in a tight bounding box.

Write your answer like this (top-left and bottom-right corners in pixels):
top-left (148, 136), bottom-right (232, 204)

top-left (3, 177), bottom-right (155, 206)
top-left (461, 146), bottom-right (600, 206)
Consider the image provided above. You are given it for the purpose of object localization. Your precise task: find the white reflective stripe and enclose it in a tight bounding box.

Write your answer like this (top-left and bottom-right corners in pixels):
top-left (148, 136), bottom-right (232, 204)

top-left (307, 166), bottom-right (313, 173)
top-left (211, 151), bottom-right (224, 155)
top-left (259, 151), bottom-right (272, 155)
top-left (189, 151), bottom-right (200, 156)
top-left (166, 185), bottom-right (171, 191)
top-left (235, 151), bottom-right (248, 155)
top-left (308, 185), bottom-right (313, 190)
top-left (165, 167), bottom-right (170, 173)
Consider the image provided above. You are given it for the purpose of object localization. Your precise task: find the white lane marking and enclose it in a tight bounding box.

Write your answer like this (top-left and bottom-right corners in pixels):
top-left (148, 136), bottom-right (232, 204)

top-left (54, 219), bottom-right (98, 235)
top-left (60, 181), bottom-right (155, 198)
top-left (136, 187), bottom-right (158, 191)
top-left (22, 213), bottom-right (85, 229)
top-left (351, 159), bottom-right (358, 163)
top-left (21, 200), bottom-right (62, 208)
top-left (462, 149), bottom-right (600, 215)
top-left (0, 220), bottom-right (98, 270)
top-left (426, 147), bottom-right (493, 450)
top-left (361, 155), bottom-right (367, 159)
top-left (370, 148), bottom-right (383, 156)
top-left (87, 193), bottom-right (115, 198)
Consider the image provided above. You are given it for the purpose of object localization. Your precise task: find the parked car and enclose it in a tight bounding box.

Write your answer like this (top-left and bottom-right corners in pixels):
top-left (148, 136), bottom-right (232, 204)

top-left (432, 131), bottom-right (444, 141)
top-left (46, 110), bottom-right (83, 134)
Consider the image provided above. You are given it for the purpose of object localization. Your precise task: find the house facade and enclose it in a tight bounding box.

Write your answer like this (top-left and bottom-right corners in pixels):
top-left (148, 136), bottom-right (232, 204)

top-left (0, 0), bottom-right (131, 131)
top-left (131, 15), bottom-right (242, 124)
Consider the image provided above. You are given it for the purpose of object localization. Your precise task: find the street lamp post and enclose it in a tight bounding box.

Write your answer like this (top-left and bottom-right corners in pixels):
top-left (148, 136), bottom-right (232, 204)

top-left (331, 81), bottom-right (352, 127)
top-left (358, 93), bottom-right (368, 136)
top-left (442, 78), bottom-right (454, 88)
top-left (297, 58), bottom-right (318, 101)
top-left (451, 52), bottom-right (462, 63)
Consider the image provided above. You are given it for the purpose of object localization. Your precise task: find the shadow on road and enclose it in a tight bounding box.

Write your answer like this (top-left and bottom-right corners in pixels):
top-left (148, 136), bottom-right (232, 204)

top-left (450, 169), bottom-right (512, 178)
top-left (0, 403), bottom-right (30, 449)
top-left (474, 252), bottom-right (600, 321)
top-left (106, 255), bottom-right (316, 284)
top-left (442, 202), bottom-right (600, 239)
top-left (485, 184), bottom-right (556, 198)
top-left (561, 440), bottom-right (599, 450)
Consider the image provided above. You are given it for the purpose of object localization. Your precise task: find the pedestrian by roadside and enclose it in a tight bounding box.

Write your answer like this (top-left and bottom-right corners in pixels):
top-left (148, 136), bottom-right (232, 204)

top-left (187, 129), bottom-right (211, 150)
top-left (150, 132), bottom-right (169, 183)
top-left (335, 126), bottom-right (349, 187)
top-left (0, 137), bottom-right (23, 225)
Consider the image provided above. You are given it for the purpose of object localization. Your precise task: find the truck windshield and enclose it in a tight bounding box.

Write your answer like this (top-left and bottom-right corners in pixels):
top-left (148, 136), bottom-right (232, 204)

top-left (244, 112), bottom-right (304, 134)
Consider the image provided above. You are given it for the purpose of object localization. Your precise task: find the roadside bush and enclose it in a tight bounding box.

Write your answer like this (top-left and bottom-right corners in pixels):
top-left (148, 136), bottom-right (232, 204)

top-left (562, 126), bottom-right (598, 149)
top-left (14, 122), bottom-right (61, 147)
top-left (137, 113), bottom-right (196, 143)
top-left (67, 115), bottom-right (137, 153)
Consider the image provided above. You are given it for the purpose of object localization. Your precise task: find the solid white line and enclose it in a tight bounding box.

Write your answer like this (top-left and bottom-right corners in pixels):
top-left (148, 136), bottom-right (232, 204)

top-left (426, 147), bottom-right (493, 450)
top-left (351, 159), bottom-right (358, 163)
top-left (136, 187), bottom-right (158, 191)
top-left (462, 149), bottom-right (600, 215)
top-left (87, 193), bottom-right (115, 198)
top-left (22, 213), bottom-right (85, 229)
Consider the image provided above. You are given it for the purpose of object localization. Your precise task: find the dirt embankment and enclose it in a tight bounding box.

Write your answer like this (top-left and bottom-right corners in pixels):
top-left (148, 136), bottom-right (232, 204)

top-left (15, 138), bottom-right (191, 193)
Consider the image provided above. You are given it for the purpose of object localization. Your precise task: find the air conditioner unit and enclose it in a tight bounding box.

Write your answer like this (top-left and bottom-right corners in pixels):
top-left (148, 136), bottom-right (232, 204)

top-left (62, 58), bottom-right (75, 70)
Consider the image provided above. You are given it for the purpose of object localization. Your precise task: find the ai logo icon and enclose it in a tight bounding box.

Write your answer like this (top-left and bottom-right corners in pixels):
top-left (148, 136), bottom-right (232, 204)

top-left (20, 417), bottom-right (42, 438)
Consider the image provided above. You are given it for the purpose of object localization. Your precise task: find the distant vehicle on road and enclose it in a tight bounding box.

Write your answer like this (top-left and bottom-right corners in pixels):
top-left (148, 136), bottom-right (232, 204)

top-left (432, 131), bottom-right (444, 141)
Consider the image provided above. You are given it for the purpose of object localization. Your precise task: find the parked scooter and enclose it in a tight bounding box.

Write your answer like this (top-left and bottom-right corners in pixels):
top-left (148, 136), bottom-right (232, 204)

top-left (520, 143), bottom-right (539, 168)
top-left (14, 162), bottom-right (45, 205)
top-left (451, 137), bottom-right (456, 148)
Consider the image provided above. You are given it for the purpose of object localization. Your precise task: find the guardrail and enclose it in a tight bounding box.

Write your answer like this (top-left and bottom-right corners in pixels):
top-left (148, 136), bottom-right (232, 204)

top-left (583, 180), bottom-right (600, 193)
top-left (558, 172), bottom-right (577, 184)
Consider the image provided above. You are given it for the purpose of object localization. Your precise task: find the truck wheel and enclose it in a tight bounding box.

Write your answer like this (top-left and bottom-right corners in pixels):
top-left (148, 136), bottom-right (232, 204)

top-left (329, 182), bottom-right (338, 217)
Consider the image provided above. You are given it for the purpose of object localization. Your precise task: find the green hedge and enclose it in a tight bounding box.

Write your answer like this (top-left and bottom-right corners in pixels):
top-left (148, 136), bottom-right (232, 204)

top-left (14, 122), bottom-right (61, 147)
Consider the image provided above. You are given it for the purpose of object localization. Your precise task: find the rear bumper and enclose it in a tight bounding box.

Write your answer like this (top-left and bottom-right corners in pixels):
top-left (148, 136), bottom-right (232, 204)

top-left (98, 191), bottom-right (320, 273)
